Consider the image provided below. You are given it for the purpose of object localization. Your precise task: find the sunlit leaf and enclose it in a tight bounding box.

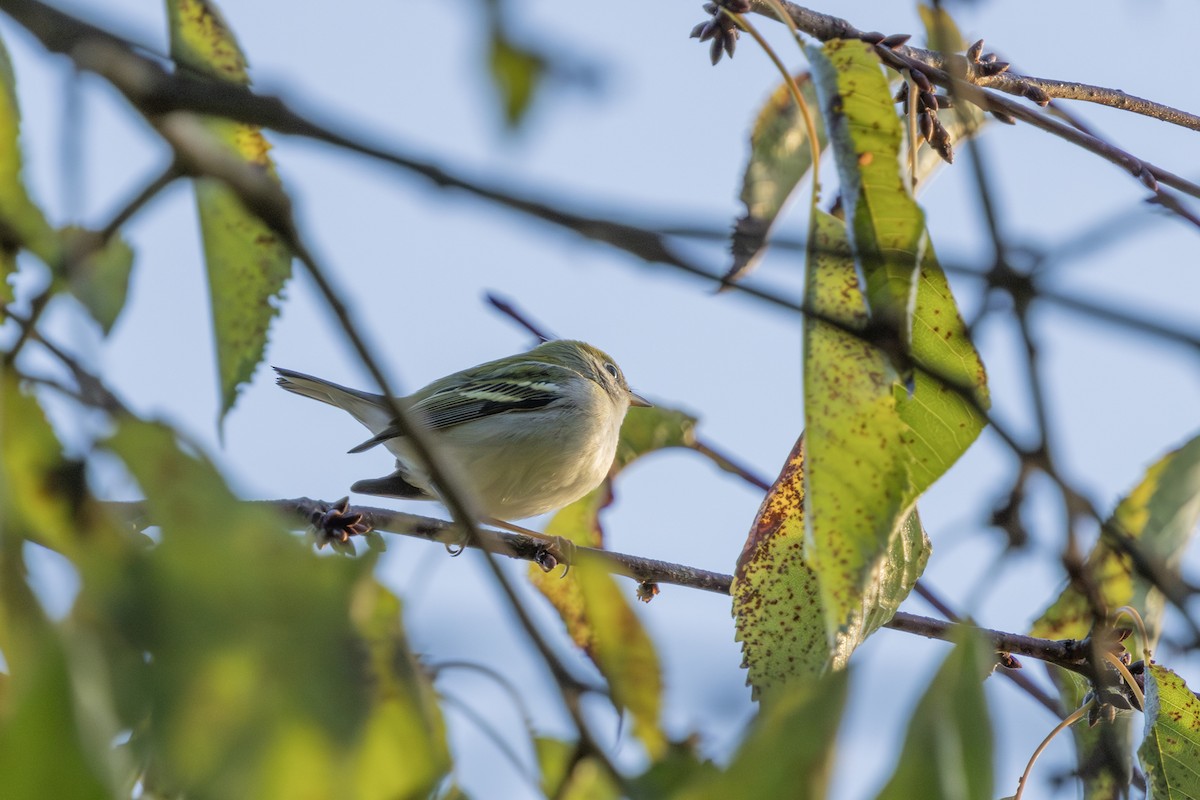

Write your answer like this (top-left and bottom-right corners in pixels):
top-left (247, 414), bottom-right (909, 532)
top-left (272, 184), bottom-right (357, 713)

top-left (165, 0), bottom-right (292, 423)
top-left (59, 227), bottom-right (134, 335)
top-left (809, 39), bottom-right (924, 347)
top-left (876, 630), bottom-right (992, 800)
top-left (725, 73), bottom-right (824, 285)
top-left (1139, 664), bottom-right (1200, 800)
top-left (675, 671), bottom-right (848, 799)
top-left (895, 239), bottom-right (988, 494)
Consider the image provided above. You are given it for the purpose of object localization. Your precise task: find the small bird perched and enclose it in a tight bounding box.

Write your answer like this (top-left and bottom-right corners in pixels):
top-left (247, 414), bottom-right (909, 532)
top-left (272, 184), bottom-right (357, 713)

top-left (275, 340), bottom-right (650, 522)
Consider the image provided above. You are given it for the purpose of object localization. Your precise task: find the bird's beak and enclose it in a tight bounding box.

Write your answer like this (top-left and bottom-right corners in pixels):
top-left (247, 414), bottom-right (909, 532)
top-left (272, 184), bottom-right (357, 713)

top-left (629, 391), bottom-right (652, 408)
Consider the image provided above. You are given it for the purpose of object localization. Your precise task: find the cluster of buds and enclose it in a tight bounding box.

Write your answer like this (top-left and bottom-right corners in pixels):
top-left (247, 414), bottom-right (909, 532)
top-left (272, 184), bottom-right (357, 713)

top-left (894, 67), bottom-right (955, 163)
top-left (310, 496), bottom-right (371, 551)
top-left (690, 0), bottom-right (751, 65)
top-left (966, 38), bottom-right (1050, 122)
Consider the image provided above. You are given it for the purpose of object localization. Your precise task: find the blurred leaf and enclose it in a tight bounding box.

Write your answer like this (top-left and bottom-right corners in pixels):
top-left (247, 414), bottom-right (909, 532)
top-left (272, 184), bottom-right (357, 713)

top-left (575, 554), bottom-right (666, 759)
top-left (808, 39), bottom-right (925, 344)
top-left (488, 29), bottom-right (546, 127)
top-left (1031, 432), bottom-right (1200, 797)
top-left (165, 0), bottom-right (292, 423)
top-left (100, 418), bottom-right (448, 799)
top-left (0, 31), bottom-right (59, 301)
top-left (559, 757), bottom-right (621, 800)
top-left (536, 736), bottom-right (577, 797)
top-left (802, 208), bottom-right (913, 647)
top-left (1139, 664), bottom-right (1200, 800)
top-left (725, 74), bottom-right (824, 285)
top-left (0, 611), bottom-right (110, 800)
top-left (628, 739), bottom-right (716, 798)
top-left (0, 373), bottom-right (94, 554)
top-left (675, 670), bottom-right (848, 799)
top-left (58, 227), bottom-right (134, 335)
top-left (876, 631), bottom-right (992, 800)
top-left (918, 4), bottom-right (967, 53)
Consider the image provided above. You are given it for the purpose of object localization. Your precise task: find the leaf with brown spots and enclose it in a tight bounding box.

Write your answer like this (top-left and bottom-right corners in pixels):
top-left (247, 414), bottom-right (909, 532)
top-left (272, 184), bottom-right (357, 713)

top-left (731, 435), bottom-right (829, 699)
top-left (166, 0), bottom-right (292, 424)
top-left (730, 430), bottom-right (929, 698)
top-left (1139, 664), bottom-right (1200, 800)
top-left (803, 209), bottom-right (914, 648)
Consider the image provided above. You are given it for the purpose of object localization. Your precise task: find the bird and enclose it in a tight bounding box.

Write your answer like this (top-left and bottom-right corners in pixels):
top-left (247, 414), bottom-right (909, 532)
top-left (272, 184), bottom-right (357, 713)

top-left (274, 340), bottom-right (650, 524)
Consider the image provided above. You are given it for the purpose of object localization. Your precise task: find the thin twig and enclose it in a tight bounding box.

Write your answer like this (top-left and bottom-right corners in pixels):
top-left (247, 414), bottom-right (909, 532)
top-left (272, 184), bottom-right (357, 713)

top-left (750, 0), bottom-right (1200, 133)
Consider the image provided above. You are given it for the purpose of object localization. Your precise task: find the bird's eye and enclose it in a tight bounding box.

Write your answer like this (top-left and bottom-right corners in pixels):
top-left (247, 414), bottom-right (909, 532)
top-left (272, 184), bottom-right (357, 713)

top-left (604, 362), bottom-right (619, 379)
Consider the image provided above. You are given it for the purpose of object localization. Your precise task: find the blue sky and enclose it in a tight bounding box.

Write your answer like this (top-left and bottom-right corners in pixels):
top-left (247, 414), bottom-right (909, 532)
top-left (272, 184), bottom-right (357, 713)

top-left (6, 1), bottom-right (1200, 797)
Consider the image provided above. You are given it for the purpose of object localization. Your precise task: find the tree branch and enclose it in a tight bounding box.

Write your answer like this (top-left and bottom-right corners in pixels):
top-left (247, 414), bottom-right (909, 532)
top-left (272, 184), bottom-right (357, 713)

top-left (104, 496), bottom-right (1112, 678)
top-left (749, 0), bottom-right (1200, 133)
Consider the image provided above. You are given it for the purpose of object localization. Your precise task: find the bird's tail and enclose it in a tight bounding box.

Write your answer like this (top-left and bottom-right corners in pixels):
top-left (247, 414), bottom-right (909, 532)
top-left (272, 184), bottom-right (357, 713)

top-left (273, 367), bottom-right (392, 432)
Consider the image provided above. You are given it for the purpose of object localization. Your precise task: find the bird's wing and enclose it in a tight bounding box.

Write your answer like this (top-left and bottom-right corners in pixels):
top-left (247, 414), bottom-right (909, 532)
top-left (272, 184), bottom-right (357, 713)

top-left (347, 362), bottom-right (572, 453)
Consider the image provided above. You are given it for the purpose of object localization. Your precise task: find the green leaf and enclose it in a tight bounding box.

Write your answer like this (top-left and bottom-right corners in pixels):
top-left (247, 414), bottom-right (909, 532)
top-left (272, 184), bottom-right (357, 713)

top-left (1139, 664), bottom-right (1200, 800)
top-left (165, 0), bottom-right (292, 423)
top-left (895, 239), bottom-right (988, 494)
top-left (808, 39), bottom-right (925, 342)
top-left (0, 30), bottom-right (59, 299)
top-left (1031, 432), bottom-right (1200, 797)
top-left (726, 73), bottom-right (824, 285)
top-left (876, 631), bottom-right (993, 800)
top-left (675, 671), bottom-right (848, 799)
top-left (100, 419), bottom-right (448, 798)
top-left (803, 208), bottom-right (913, 646)
top-left (59, 227), bottom-right (135, 335)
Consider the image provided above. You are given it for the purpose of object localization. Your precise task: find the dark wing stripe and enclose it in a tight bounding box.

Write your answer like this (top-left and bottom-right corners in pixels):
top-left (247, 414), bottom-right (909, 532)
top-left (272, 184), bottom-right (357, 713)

top-left (347, 384), bottom-right (562, 452)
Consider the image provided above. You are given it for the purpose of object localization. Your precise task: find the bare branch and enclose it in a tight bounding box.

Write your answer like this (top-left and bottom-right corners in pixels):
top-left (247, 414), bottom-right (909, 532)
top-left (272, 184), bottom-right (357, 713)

top-left (749, 0), bottom-right (1200, 133)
